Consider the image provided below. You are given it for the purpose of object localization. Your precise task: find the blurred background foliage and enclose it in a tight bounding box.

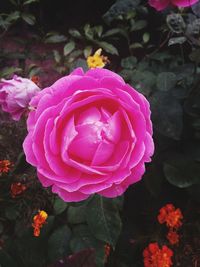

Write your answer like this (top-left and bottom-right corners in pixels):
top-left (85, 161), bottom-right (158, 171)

top-left (0, 0), bottom-right (200, 266)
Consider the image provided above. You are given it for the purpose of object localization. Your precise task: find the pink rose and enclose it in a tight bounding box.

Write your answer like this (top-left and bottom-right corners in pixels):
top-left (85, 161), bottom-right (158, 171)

top-left (149, 0), bottom-right (198, 10)
top-left (0, 75), bottom-right (40, 121)
top-left (23, 68), bottom-right (154, 202)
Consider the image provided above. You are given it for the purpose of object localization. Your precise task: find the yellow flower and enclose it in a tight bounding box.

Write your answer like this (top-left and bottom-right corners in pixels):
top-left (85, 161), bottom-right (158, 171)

top-left (87, 49), bottom-right (108, 69)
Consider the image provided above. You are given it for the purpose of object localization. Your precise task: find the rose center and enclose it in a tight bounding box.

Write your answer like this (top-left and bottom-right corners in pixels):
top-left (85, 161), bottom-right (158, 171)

top-left (68, 107), bottom-right (121, 164)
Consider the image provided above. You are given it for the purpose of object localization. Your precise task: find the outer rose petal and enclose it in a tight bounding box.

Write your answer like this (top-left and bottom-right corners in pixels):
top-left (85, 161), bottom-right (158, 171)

top-left (149, 0), bottom-right (170, 10)
top-left (149, 0), bottom-right (198, 10)
top-left (23, 68), bottom-right (154, 202)
top-left (172, 0), bottom-right (198, 7)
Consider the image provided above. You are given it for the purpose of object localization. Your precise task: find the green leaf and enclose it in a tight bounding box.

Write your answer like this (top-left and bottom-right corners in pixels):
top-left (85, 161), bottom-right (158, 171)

top-left (131, 20), bottom-right (147, 31)
top-left (53, 197), bottom-right (68, 215)
top-left (156, 72), bottom-right (177, 91)
top-left (94, 25), bottom-right (103, 37)
top-left (45, 34), bottom-right (67, 43)
top-left (0, 67), bottom-right (22, 79)
top-left (130, 42), bottom-right (143, 49)
top-left (6, 11), bottom-right (20, 23)
top-left (131, 70), bottom-right (156, 96)
top-left (9, 0), bottom-right (17, 6)
top-left (63, 41), bottom-right (75, 56)
top-left (150, 91), bottom-right (183, 139)
top-left (168, 36), bottom-right (186, 46)
top-left (28, 66), bottom-right (41, 77)
top-left (143, 32), bottom-right (150, 43)
top-left (83, 46), bottom-right (92, 58)
top-left (12, 152), bottom-right (29, 174)
top-left (95, 41), bottom-right (118, 55)
top-left (192, 1), bottom-right (200, 17)
top-left (23, 0), bottom-right (39, 5)
top-left (186, 19), bottom-right (200, 35)
top-left (144, 165), bottom-right (163, 197)
top-left (164, 155), bottom-right (200, 188)
top-left (103, 0), bottom-right (140, 23)
top-left (86, 195), bottom-right (122, 247)
top-left (70, 59), bottom-right (88, 72)
top-left (48, 225), bottom-right (71, 262)
top-left (70, 225), bottom-right (105, 267)
top-left (69, 29), bottom-right (82, 39)
top-left (84, 24), bottom-right (94, 40)
top-left (21, 13), bottom-right (36, 25)
top-left (121, 56), bottom-right (137, 69)
top-left (67, 205), bottom-right (86, 224)
top-left (53, 50), bottom-right (61, 63)
top-left (189, 49), bottom-right (200, 64)
top-left (102, 28), bottom-right (128, 39)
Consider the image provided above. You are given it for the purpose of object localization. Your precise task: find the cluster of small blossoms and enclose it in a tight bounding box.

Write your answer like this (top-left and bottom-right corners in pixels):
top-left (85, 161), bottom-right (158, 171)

top-left (0, 160), bottom-right (12, 174)
top-left (10, 182), bottom-right (27, 198)
top-left (32, 210), bottom-right (48, 237)
top-left (158, 204), bottom-right (183, 245)
top-left (143, 243), bottom-right (173, 267)
top-left (87, 48), bottom-right (109, 69)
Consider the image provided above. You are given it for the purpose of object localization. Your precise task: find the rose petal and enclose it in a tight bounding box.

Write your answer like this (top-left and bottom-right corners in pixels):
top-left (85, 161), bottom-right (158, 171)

top-left (52, 185), bottom-right (89, 202)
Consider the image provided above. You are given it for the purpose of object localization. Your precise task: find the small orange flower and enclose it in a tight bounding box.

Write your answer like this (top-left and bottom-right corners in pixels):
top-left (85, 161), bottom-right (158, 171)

top-left (11, 182), bottom-right (27, 198)
top-left (87, 49), bottom-right (109, 69)
top-left (0, 160), bottom-right (12, 174)
top-left (32, 210), bottom-right (48, 237)
top-left (167, 230), bottom-right (179, 245)
top-left (33, 227), bottom-right (40, 237)
top-left (143, 242), bottom-right (173, 267)
top-left (31, 76), bottom-right (40, 87)
top-left (158, 204), bottom-right (183, 229)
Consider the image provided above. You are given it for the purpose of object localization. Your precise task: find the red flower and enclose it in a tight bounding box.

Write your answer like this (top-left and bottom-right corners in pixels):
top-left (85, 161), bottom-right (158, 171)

top-left (143, 242), bottom-right (173, 267)
top-left (167, 230), bottom-right (179, 245)
top-left (158, 204), bottom-right (183, 229)
top-left (104, 243), bottom-right (111, 263)
top-left (0, 160), bottom-right (12, 174)
top-left (11, 182), bottom-right (27, 198)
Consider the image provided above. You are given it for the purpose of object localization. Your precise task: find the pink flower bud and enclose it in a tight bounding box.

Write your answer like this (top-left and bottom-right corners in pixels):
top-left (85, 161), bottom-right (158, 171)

top-left (0, 75), bottom-right (40, 121)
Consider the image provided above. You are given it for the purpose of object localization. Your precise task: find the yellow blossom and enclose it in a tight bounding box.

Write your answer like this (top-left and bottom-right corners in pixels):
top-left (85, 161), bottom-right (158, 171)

top-left (87, 48), bottom-right (108, 69)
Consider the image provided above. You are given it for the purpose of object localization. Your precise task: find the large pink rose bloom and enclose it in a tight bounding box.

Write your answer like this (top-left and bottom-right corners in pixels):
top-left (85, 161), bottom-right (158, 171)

top-left (0, 75), bottom-right (40, 121)
top-left (23, 68), bottom-right (154, 202)
top-left (149, 0), bottom-right (198, 10)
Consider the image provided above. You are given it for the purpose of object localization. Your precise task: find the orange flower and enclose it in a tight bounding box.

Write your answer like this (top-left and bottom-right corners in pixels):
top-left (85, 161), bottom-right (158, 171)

top-left (33, 227), bottom-right (40, 237)
top-left (0, 160), bottom-right (12, 174)
top-left (31, 76), bottom-right (40, 87)
top-left (143, 242), bottom-right (173, 267)
top-left (167, 230), bottom-right (179, 245)
top-left (11, 182), bottom-right (27, 198)
top-left (158, 204), bottom-right (183, 229)
top-left (32, 210), bottom-right (48, 237)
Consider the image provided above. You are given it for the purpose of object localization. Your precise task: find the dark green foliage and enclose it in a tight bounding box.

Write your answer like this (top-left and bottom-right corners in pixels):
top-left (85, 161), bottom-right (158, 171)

top-left (0, 1), bottom-right (200, 267)
top-left (86, 195), bottom-right (122, 247)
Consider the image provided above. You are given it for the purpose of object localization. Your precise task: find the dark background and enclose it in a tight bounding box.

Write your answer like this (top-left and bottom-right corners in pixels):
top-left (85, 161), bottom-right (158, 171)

top-left (0, 0), bottom-right (116, 30)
